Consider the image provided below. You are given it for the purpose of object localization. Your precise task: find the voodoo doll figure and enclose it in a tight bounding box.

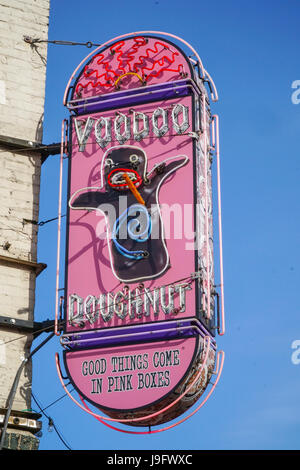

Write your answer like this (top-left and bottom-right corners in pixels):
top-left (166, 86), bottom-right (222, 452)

top-left (69, 145), bottom-right (189, 283)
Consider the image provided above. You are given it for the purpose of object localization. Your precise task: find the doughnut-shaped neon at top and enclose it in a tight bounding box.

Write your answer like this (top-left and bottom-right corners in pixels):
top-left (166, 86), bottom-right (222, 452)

top-left (63, 31), bottom-right (218, 104)
top-left (74, 37), bottom-right (185, 97)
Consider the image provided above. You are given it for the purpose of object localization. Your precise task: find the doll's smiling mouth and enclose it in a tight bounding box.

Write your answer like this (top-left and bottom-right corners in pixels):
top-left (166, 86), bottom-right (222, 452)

top-left (107, 168), bottom-right (143, 190)
top-left (112, 171), bottom-right (135, 185)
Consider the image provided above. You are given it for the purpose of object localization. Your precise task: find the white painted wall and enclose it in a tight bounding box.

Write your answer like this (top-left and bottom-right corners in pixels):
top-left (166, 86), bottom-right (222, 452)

top-left (0, 0), bottom-right (49, 412)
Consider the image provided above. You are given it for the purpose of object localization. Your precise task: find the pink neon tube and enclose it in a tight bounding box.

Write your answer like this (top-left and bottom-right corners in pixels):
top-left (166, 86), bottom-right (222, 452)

top-left (55, 119), bottom-right (67, 336)
top-left (213, 115), bottom-right (225, 335)
top-left (211, 113), bottom-right (216, 149)
top-left (55, 336), bottom-right (211, 424)
top-left (203, 68), bottom-right (218, 102)
top-left (63, 31), bottom-right (219, 106)
top-left (80, 350), bottom-right (224, 435)
top-left (202, 95), bottom-right (211, 320)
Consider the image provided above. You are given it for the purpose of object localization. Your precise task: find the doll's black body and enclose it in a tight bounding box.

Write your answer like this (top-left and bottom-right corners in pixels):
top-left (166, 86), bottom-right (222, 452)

top-left (70, 147), bottom-right (188, 283)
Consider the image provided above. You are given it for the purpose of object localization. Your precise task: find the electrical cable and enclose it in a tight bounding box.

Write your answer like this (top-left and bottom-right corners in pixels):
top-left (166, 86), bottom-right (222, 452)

top-left (1, 320), bottom-right (66, 346)
top-left (0, 331), bottom-right (56, 450)
top-left (38, 214), bottom-right (66, 226)
top-left (0, 129), bottom-right (200, 156)
top-left (39, 386), bottom-right (74, 413)
top-left (2, 273), bottom-right (201, 347)
top-left (31, 392), bottom-right (72, 450)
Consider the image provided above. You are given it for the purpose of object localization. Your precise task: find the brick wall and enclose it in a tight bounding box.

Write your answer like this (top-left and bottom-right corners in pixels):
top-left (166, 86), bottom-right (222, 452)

top-left (0, 0), bottom-right (49, 142)
top-left (0, 0), bottom-right (50, 446)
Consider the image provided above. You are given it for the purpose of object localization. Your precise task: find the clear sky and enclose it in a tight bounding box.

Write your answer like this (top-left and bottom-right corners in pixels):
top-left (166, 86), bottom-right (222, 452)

top-left (31, 0), bottom-right (300, 450)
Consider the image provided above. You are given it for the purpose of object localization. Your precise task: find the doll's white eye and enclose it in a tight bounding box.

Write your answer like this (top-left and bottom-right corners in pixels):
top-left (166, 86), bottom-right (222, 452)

top-left (105, 158), bottom-right (114, 167)
top-left (129, 154), bottom-right (139, 164)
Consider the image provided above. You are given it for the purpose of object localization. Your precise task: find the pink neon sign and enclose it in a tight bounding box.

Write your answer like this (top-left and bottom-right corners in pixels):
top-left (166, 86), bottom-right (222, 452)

top-left (73, 36), bottom-right (190, 98)
top-left (56, 33), bottom-right (224, 428)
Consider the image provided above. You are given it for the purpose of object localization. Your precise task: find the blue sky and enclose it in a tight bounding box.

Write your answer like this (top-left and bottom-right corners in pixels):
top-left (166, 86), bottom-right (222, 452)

top-left (31, 0), bottom-right (300, 450)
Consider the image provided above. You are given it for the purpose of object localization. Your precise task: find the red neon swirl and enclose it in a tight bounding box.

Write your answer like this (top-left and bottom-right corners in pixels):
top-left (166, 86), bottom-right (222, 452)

top-left (110, 37), bottom-right (148, 75)
top-left (75, 37), bottom-right (184, 96)
top-left (76, 53), bottom-right (119, 94)
top-left (131, 40), bottom-right (180, 78)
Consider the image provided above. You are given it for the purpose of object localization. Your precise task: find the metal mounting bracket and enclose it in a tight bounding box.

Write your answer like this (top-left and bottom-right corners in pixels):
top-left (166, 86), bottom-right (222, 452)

top-left (0, 407), bottom-right (42, 435)
top-left (0, 316), bottom-right (59, 337)
top-left (0, 134), bottom-right (61, 163)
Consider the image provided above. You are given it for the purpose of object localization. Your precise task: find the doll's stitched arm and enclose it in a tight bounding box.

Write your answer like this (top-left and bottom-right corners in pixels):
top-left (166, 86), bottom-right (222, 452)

top-left (69, 188), bottom-right (116, 211)
top-left (146, 155), bottom-right (189, 186)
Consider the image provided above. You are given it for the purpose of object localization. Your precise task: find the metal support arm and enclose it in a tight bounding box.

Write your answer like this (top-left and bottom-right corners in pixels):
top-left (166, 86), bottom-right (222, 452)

top-left (0, 316), bottom-right (62, 337)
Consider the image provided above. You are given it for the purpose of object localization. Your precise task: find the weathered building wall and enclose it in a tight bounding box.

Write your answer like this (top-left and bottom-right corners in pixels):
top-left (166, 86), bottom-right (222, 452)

top-left (0, 0), bottom-right (50, 450)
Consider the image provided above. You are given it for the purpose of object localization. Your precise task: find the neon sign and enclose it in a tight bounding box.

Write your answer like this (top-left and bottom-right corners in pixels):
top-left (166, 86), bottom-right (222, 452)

top-left (55, 32), bottom-right (225, 431)
top-left (74, 37), bottom-right (187, 96)
top-left (73, 104), bottom-right (190, 148)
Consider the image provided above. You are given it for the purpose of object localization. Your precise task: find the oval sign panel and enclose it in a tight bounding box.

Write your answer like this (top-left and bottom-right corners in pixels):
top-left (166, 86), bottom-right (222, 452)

top-left (55, 32), bottom-right (225, 429)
